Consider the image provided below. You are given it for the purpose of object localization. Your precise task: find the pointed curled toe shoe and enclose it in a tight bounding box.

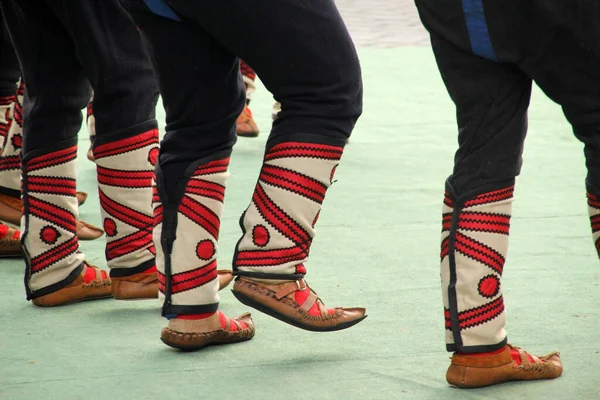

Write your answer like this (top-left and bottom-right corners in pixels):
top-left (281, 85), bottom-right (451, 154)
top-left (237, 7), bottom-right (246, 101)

top-left (161, 311), bottom-right (255, 351)
top-left (446, 344), bottom-right (563, 388)
top-left (236, 105), bottom-right (259, 137)
top-left (76, 220), bottom-right (104, 241)
top-left (0, 223), bottom-right (21, 258)
top-left (232, 277), bottom-right (367, 332)
top-left (218, 270), bottom-right (234, 290)
top-left (75, 191), bottom-right (88, 206)
top-left (31, 263), bottom-right (112, 307)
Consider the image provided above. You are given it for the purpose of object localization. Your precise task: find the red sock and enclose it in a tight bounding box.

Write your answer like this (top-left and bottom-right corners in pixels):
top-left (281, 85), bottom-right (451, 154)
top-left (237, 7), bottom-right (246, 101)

top-left (141, 265), bottom-right (157, 274)
top-left (509, 347), bottom-right (534, 365)
top-left (0, 223), bottom-right (21, 240)
top-left (83, 265), bottom-right (107, 284)
top-left (174, 311), bottom-right (248, 331)
top-left (217, 311), bottom-right (248, 331)
top-left (175, 312), bottom-right (215, 320)
top-left (294, 289), bottom-right (336, 316)
top-left (456, 346), bottom-right (533, 365)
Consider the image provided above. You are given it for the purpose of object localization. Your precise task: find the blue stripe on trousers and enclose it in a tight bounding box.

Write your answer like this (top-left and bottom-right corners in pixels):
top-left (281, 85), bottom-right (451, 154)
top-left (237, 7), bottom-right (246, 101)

top-left (143, 0), bottom-right (181, 21)
top-left (462, 0), bottom-right (497, 61)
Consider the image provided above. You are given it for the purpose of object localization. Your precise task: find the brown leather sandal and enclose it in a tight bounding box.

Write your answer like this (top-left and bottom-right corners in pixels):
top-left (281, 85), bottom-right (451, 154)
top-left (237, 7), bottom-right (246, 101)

top-left (161, 311), bottom-right (255, 351)
top-left (76, 220), bottom-right (104, 241)
top-left (112, 271), bottom-right (158, 300)
top-left (0, 193), bottom-right (22, 226)
top-left (32, 262), bottom-right (112, 307)
top-left (217, 270), bottom-right (234, 290)
top-left (446, 344), bottom-right (563, 388)
top-left (75, 191), bottom-right (88, 206)
top-left (0, 193), bottom-right (101, 240)
top-left (236, 106), bottom-right (259, 138)
top-left (0, 223), bottom-right (21, 258)
top-left (232, 277), bottom-right (367, 332)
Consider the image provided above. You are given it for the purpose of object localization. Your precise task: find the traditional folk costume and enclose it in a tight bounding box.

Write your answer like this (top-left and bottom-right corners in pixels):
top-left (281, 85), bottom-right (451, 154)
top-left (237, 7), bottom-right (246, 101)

top-left (0, 0), bottom-right (161, 305)
top-left (412, 0), bottom-right (600, 387)
top-left (120, 0), bottom-right (367, 350)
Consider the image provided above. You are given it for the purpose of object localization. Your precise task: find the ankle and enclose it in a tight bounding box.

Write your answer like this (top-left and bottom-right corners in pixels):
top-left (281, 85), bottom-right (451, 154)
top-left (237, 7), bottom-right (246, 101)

top-left (174, 312), bottom-right (215, 320)
top-left (167, 312), bottom-right (220, 333)
top-left (456, 346), bottom-right (507, 357)
top-left (241, 276), bottom-right (298, 285)
top-left (83, 265), bottom-right (107, 283)
top-left (140, 265), bottom-right (157, 274)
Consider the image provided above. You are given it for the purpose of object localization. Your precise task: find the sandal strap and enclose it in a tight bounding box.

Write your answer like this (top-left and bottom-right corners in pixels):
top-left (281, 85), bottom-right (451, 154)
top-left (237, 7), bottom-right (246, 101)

top-left (217, 311), bottom-right (232, 331)
top-left (9, 226), bottom-right (20, 240)
top-left (512, 345), bottom-right (556, 365)
top-left (0, 224), bottom-right (19, 240)
top-left (230, 318), bottom-right (242, 330)
top-left (299, 290), bottom-right (319, 312)
top-left (95, 267), bottom-right (104, 281)
top-left (84, 262), bottom-right (107, 282)
top-left (217, 311), bottom-right (242, 331)
top-left (517, 347), bottom-right (533, 364)
top-left (274, 279), bottom-right (308, 299)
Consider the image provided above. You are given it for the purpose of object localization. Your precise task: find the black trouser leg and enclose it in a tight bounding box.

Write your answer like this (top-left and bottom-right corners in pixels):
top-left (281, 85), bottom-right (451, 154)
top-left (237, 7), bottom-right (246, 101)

top-left (0, 13), bottom-right (19, 96)
top-left (1, 0), bottom-right (158, 155)
top-left (167, 0), bottom-right (362, 146)
top-left (429, 34), bottom-right (532, 352)
top-left (0, 0), bottom-right (89, 154)
top-left (121, 1), bottom-right (243, 188)
top-left (44, 0), bottom-right (158, 136)
top-left (430, 34), bottom-right (532, 195)
top-left (121, 0), bottom-right (362, 169)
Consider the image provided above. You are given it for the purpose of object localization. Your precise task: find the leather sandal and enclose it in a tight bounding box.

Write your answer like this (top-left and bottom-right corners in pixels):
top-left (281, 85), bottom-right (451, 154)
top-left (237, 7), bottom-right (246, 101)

top-left (161, 311), bottom-right (255, 351)
top-left (446, 344), bottom-right (563, 388)
top-left (217, 270), bottom-right (234, 290)
top-left (0, 191), bottom-right (86, 210)
top-left (0, 193), bottom-right (22, 225)
top-left (75, 191), bottom-right (88, 206)
top-left (76, 220), bottom-right (104, 241)
top-left (0, 223), bottom-right (21, 258)
top-left (32, 262), bottom-right (112, 307)
top-left (236, 105), bottom-right (259, 137)
top-left (112, 271), bottom-right (158, 300)
top-left (0, 193), bottom-right (100, 240)
top-left (232, 277), bottom-right (367, 332)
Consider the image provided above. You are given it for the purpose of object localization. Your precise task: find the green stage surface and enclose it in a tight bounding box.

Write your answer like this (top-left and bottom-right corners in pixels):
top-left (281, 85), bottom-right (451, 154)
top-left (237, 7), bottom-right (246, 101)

top-left (1, 47), bottom-right (598, 400)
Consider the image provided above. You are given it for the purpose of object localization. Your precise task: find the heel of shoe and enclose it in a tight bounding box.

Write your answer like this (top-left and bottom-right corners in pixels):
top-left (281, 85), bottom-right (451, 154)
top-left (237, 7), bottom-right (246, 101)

top-left (446, 364), bottom-right (469, 388)
top-left (112, 274), bottom-right (158, 300)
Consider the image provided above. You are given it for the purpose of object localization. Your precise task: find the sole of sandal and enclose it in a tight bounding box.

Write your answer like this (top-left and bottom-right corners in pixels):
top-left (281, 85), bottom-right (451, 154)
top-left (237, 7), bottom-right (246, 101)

top-left (161, 329), bottom-right (253, 351)
top-left (232, 290), bottom-right (367, 332)
top-left (33, 293), bottom-right (112, 307)
top-left (237, 132), bottom-right (259, 138)
top-left (0, 252), bottom-right (23, 258)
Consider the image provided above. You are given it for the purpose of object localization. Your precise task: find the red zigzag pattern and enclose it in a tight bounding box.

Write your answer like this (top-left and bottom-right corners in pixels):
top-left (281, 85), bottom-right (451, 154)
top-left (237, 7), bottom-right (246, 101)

top-left (27, 146), bottom-right (79, 274)
top-left (236, 142), bottom-right (341, 271)
top-left (444, 296), bottom-right (505, 330)
top-left (95, 132), bottom-right (158, 262)
top-left (158, 159), bottom-right (230, 294)
top-left (442, 187), bottom-right (513, 331)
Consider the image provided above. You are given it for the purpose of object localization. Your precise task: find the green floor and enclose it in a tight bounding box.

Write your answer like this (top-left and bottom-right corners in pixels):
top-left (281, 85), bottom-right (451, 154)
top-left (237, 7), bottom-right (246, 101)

top-left (1, 48), bottom-right (599, 400)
